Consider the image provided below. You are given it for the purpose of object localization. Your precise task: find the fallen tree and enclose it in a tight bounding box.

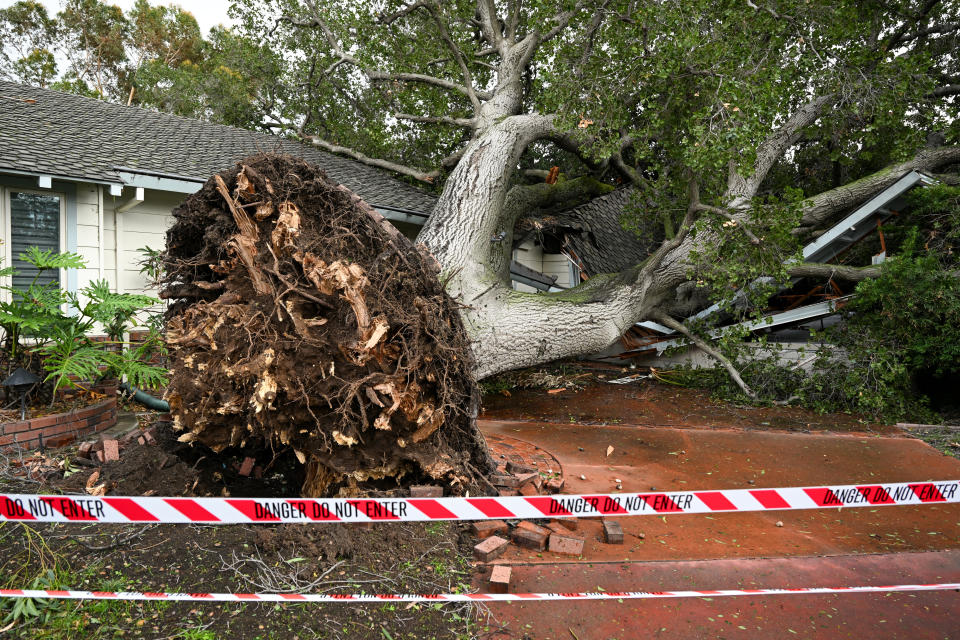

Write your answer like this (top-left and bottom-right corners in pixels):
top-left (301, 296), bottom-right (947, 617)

top-left (234, 0), bottom-right (960, 398)
top-left (161, 154), bottom-right (491, 497)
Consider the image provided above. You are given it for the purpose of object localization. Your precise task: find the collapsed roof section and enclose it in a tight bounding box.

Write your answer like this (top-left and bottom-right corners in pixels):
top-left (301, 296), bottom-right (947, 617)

top-left (628, 170), bottom-right (937, 356)
top-left (516, 188), bottom-right (663, 280)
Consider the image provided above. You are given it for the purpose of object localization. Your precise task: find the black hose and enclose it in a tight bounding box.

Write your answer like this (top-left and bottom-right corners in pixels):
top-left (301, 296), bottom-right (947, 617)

top-left (118, 382), bottom-right (169, 412)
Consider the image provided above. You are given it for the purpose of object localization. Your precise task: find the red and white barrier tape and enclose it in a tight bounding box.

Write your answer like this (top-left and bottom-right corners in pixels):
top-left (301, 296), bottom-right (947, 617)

top-left (1, 480), bottom-right (957, 524)
top-left (1, 584), bottom-right (957, 603)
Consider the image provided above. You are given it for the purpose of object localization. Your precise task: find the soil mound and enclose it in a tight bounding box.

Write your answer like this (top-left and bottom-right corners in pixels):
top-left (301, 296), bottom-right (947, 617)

top-left (161, 153), bottom-right (490, 497)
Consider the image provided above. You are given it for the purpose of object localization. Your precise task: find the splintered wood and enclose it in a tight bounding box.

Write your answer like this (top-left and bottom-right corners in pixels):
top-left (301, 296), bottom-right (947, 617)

top-left (162, 154), bottom-right (491, 497)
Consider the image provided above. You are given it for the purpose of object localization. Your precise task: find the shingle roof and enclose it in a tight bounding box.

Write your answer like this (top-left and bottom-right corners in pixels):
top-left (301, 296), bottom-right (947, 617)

top-left (0, 80), bottom-right (437, 214)
top-left (519, 187), bottom-right (662, 276)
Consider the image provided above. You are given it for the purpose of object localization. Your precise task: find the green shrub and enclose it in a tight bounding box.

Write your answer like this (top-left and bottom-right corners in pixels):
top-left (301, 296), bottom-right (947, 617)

top-left (0, 247), bottom-right (167, 402)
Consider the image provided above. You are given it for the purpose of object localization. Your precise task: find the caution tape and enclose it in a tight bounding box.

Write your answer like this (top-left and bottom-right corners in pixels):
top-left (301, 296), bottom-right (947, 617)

top-left (1, 480), bottom-right (957, 524)
top-left (0, 584), bottom-right (957, 603)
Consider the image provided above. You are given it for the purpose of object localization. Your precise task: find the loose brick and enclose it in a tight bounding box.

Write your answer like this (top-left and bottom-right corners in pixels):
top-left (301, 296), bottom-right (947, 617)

top-left (490, 474), bottom-right (519, 488)
top-left (142, 429), bottom-right (156, 444)
top-left (119, 429), bottom-right (141, 444)
top-left (473, 536), bottom-right (509, 562)
top-left (238, 457), bottom-right (256, 477)
top-left (471, 520), bottom-right (508, 539)
top-left (101, 439), bottom-right (119, 462)
top-left (511, 521), bottom-right (549, 551)
top-left (518, 483), bottom-right (539, 497)
top-left (515, 472), bottom-right (538, 487)
top-left (551, 517), bottom-right (579, 531)
top-left (511, 528), bottom-right (547, 551)
top-left (546, 477), bottom-right (565, 494)
top-left (410, 485), bottom-right (443, 498)
top-left (489, 565), bottom-right (511, 594)
top-left (546, 522), bottom-right (569, 536)
top-left (505, 461), bottom-right (535, 475)
top-left (602, 520), bottom-right (624, 544)
top-left (516, 521), bottom-right (550, 535)
top-left (78, 441), bottom-right (94, 457)
top-left (548, 532), bottom-right (585, 556)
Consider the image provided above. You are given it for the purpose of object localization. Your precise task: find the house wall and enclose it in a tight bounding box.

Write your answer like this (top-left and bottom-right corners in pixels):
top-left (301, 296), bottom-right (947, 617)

top-left (71, 185), bottom-right (180, 297)
top-left (512, 240), bottom-right (575, 292)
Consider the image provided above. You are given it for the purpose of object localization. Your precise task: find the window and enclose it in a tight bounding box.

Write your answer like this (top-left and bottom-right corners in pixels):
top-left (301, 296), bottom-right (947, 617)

top-left (1, 188), bottom-right (66, 298)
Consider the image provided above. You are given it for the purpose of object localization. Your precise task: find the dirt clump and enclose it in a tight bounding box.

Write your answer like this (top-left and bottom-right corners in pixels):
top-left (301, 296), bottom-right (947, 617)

top-left (161, 154), bottom-right (491, 497)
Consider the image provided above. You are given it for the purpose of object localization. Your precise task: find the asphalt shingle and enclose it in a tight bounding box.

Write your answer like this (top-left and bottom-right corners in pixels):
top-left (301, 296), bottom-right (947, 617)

top-left (0, 80), bottom-right (437, 214)
top-left (518, 188), bottom-right (663, 276)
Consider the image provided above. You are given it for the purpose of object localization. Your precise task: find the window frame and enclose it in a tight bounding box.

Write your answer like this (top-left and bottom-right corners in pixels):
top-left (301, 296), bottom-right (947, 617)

top-left (1, 186), bottom-right (68, 304)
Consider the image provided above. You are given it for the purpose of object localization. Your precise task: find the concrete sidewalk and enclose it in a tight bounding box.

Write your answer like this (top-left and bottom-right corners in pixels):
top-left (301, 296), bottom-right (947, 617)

top-left (473, 419), bottom-right (960, 638)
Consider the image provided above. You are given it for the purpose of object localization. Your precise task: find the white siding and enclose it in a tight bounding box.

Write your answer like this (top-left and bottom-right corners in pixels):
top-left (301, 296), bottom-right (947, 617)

top-left (512, 239), bottom-right (573, 292)
top-left (111, 188), bottom-right (180, 295)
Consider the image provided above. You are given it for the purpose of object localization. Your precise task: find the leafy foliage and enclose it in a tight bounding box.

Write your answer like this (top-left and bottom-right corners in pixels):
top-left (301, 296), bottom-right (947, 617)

top-left (0, 247), bottom-right (167, 403)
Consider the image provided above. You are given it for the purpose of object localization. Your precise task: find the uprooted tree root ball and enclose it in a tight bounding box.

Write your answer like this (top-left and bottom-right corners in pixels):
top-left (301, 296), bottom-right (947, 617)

top-left (161, 153), bottom-right (492, 497)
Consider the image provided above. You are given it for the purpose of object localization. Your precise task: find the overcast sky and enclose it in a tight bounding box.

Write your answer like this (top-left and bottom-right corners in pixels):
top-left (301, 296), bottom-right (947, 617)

top-left (0, 0), bottom-right (238, 37)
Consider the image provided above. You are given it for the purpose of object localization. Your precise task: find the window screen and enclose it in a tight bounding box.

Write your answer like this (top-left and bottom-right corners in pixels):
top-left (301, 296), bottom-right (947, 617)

top-left (10, 191), bottom-right (61, 291)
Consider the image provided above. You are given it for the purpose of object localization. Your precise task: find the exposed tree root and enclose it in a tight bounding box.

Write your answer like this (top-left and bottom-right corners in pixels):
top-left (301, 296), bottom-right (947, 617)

top-left (161, 154), bottom-right (492, 497)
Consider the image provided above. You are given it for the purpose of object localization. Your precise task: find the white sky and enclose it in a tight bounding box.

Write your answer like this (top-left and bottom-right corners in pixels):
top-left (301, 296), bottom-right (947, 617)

top-left (0, 0), bottom-right (238, 37)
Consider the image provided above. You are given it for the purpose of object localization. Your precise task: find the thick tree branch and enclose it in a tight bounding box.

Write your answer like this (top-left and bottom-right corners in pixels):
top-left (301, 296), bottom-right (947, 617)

top-left (787, 263), bottom-right (882, 282)
top-left (303, 135), bottom-right (440, 183)
top-left (638, 173), bottom-right (701, 280)
top-left (652, 311), bottom-right (757, 400)
top-left (895, 21), bottom-right (960, 44)
top-left (477, 0), bottom-right (505, 51)
top-left (729, 94), bottom-right (836, 201)
top-left (930, 84), bottom-right (960, 97)
top-left (799, 145), bottom-right (960, 229)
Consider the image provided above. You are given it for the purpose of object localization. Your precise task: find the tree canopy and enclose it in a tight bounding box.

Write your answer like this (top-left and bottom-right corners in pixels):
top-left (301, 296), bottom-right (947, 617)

top-left (0, 0), bottom-right (279, 127)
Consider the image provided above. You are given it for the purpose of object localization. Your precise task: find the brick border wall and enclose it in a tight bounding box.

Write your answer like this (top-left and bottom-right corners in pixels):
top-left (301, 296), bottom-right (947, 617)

top-left (0, 397), bottom-right (118, 451)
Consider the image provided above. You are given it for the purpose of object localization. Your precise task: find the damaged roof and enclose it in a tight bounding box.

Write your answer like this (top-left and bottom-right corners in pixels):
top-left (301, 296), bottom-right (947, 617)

top-left (0, 80), bottom-right (437, 214)
top-left (519, 187), bottom-right (662, 276)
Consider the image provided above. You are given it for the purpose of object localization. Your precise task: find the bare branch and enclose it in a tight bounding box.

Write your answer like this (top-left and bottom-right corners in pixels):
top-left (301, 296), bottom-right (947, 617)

top-left (367, 69), bottom-right (492, 99)
top-left (421, 1), bottom-right (483, 112)
top-left (395, 112), bottom-right (478, 128)
top-left (695, 204), bottom-right (762, 245)
top-left (295, 3), bottom-right (490, 102)
top-left (652, 311), bottom-right (757, 400)
top-left (378, 1), bottom-right (432, 25)
top-left (302, 135), bottom-right (440, 183)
